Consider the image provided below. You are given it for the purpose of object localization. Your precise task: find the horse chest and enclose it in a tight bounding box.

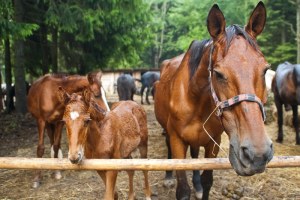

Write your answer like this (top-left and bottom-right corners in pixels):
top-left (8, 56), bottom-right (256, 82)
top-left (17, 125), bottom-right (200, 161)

top-left (177, 121), bottom-right (211, 146)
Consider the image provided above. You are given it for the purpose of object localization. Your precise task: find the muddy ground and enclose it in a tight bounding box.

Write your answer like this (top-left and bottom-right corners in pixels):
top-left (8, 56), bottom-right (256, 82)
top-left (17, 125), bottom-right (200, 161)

top-left (0, 94), bottom-right (299, 200)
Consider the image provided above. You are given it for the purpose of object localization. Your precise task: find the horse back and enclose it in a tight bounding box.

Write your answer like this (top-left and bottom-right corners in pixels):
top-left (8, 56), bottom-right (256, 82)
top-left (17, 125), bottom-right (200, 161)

top-left (273, 62), bottom-right (298, 104)
top-left (106, 101), bottom-right (145, 158)
top-left (27, 75), bottom-right (88, 121)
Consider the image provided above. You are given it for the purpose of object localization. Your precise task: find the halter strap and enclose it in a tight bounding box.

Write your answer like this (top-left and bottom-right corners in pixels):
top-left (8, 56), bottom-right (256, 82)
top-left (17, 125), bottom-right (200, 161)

top-left (208, 45), bottom-right (266, 121)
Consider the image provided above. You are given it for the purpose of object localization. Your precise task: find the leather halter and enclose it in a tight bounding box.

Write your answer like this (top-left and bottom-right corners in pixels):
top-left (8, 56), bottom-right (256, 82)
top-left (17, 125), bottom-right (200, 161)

top-left (207, 45), bottom-right (266, 121)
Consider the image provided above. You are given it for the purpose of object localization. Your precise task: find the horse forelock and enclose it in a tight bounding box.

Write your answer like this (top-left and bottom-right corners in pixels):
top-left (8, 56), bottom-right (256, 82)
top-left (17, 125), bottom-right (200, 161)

top-left (65, 94), bottom-right (88, 117)
top-left (224, 25), bottom-right (259, 53)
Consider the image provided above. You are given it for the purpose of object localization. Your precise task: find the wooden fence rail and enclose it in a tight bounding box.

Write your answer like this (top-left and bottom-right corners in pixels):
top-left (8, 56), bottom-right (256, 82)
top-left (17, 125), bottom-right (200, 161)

top-left (0, 156), bottom-right (299, 171)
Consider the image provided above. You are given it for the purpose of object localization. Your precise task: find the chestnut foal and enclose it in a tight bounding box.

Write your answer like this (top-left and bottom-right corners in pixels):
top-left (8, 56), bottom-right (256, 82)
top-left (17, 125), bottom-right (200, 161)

top-left (27, 71), bottom-right (110, 188)
top-left (58, 88), bottom-right (152, 200)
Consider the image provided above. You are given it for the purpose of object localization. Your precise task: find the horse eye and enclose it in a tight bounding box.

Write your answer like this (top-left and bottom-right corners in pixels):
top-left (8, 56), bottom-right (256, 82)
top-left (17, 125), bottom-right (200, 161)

top-left (213, 70), bottom-right (227, 81)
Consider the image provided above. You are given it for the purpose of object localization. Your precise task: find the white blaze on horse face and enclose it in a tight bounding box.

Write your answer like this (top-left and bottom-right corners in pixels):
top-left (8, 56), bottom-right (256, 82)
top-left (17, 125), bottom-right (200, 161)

top-left (70, 111), bottom-right (80, 120)
top-left (101, 87), bottom-right (110, 111)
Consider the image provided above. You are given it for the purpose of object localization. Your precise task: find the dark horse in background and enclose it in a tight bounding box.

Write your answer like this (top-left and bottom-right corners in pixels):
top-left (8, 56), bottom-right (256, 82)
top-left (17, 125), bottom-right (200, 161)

top-left (117, 74), bottom-right (136, 101)
top-left (27, 71), bottom-right (110, 188)
top-left (136, 71), bottom-right (160, 104)
top-left (272, 61), bottom-right (300, 144)
top-left (154, 2), bottom-right (273, 200)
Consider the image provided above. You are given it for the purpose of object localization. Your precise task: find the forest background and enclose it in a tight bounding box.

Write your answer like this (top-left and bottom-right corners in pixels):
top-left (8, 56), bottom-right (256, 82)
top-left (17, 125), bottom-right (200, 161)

top-left (0, 0), bottom-right (297, 113)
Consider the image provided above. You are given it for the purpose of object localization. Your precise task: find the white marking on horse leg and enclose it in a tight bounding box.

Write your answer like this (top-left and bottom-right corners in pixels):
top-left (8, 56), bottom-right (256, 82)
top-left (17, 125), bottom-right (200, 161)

top-left (51, 145), bottom-right (54, 158)
top-left (101, 87), bottom-right (110, 111)
top-left (58, 148), bottom-right (63, 159)
top-left (51, 146), bottom-right (63, 179)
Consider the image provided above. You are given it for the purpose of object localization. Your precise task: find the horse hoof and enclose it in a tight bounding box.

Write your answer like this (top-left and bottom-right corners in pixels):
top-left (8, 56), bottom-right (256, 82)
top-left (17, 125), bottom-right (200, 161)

top-left (276, 138), bottom-right (283, 143)
top-left (195, 190), bottom-right (203, 200)
top-left (180, 197), bottom-right (189, 200)
top-left (52, 171), bottom-right (62, 180)
top-left (163, 178), bottom-right (175, 188)
top-left (32, 181), bottom-right (40, 188)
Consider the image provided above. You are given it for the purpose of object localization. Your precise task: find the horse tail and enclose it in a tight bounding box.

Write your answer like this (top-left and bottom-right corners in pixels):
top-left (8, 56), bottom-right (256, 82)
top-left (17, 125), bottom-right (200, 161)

top-left (293, 65), bottom-right (300, 103)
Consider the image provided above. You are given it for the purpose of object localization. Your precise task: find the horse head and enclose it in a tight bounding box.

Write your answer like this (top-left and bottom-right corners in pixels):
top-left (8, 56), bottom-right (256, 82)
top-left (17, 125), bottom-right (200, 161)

top-left (207, 2), bottom-right (273, 175)
top-left (87, 70), bottom-right (110, 111)
top-left (57, 87), bottom-right (106, 164)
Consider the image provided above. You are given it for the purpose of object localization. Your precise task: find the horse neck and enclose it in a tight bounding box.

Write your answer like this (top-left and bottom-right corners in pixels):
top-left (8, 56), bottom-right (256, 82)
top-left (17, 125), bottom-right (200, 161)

top-left (63, 77), bottom-right (88, 93)
top-left (89, 100), bottom-right (106, 121)
top-left (188, 50), bottom-right (211, 100)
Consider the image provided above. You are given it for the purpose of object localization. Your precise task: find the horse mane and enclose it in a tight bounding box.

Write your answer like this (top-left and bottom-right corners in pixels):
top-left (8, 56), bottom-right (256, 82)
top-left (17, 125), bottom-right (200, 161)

top-left (188, 24), bottom-right (260, 79)
top-left (188, 39), bottom-right (211, 79)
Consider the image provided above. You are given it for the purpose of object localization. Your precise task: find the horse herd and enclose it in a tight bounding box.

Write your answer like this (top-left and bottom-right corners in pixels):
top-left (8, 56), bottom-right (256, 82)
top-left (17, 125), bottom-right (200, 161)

top-left (15, 1), bottom-right (299, 200)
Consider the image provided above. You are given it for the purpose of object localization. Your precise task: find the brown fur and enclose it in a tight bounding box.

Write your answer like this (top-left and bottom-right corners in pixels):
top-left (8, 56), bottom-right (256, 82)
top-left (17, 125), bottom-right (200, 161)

top-left (154, 3), bottom-right (273, 200)
top-left (27, 71), bottom-right (109, 188)
top-left (59, 89), bottom-right (151, 200)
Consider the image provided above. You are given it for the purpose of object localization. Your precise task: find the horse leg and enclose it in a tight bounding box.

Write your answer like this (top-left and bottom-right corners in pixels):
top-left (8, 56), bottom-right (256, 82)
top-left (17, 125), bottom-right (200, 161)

top-left (201, 139), bottom-right (220, 200)
top-left (292, 105), bottom-right (300, 144)
top-left (104, 171), bottom-right (118, 200)
top-left (146, 87), bottom-right (151, 104)
top-left (51, 121), bottom-right (64, 180)
top-left (275, 99), bottom-right (283, 143)
top-left (97, 171), bottom-right (118, 199)
top-left (190, 147), bottom-right (203, 200)
top-left (170, 133), bottom-right (190, 200)
top-left (138, 144), bottom-right (152, 199)
top-left (127, 170), bottom-right (135, 200)
top-left (33, 118), bottom-right (46, 188)
top-left (140, 85), bottom-right (145, 104)
top-left (163, 133), bottom-right (175, 188)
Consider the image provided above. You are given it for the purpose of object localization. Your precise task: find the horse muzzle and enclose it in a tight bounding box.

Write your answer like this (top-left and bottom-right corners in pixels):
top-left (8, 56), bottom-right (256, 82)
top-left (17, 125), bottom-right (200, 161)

top-left (68, 151), bottom-right (84, 164)
top-left (229, 138), bottom-right (274, 176)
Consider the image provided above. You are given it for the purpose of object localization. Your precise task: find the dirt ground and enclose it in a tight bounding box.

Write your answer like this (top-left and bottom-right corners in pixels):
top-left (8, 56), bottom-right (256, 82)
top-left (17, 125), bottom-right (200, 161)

top-left (0, 94), bottom-right (300, 200)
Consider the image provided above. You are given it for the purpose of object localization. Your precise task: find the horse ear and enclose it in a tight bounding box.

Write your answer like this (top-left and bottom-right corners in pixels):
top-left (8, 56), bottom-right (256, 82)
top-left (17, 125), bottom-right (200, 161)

top-left (57, 86), bottom-right (70, 105)
top-left (207, 4), bottom-right (226, 41)
top-left (245, 1), bottom-right (266, 38)
top-left (82, 89), bottom-right (92, 104)
top-left (87, 70), bottom-right (102, 84)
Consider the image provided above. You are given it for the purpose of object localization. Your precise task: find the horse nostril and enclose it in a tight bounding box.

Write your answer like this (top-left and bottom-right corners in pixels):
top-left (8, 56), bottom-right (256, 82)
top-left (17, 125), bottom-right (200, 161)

top-left (70, 159), bottom-right (78, 164)
top-left (241, 146), bottom-right (253, 161)
top-left (264, 143), bottom-right (274, 161)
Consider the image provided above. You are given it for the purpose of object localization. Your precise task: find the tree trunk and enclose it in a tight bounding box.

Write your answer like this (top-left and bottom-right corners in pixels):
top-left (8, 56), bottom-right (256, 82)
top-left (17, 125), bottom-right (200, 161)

top-left (51, 27), bottom-right (58, 73)
top-left (0, 68), bottom-right (2, 111)
top-left (14, 0), bottom-right (27, 114)
top-left (157, 1), bottom-right (167, 67)
top-left (297, 0), bottom-right (300, 63)
top-left (4, 37), bottom-right (13, 112)
top-left (40, 23), bottom-right (49, 74)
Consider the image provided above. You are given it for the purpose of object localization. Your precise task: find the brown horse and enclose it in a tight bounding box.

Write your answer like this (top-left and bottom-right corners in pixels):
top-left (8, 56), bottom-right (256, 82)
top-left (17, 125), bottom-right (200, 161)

top-left (272, 61), bottom-right (300, 144)
top-left (154, 2), bottom-right (273, 200)
top-left (58, 88), bottom-right (152, 200)
top-left (27, 71), bottom-right (110, 188)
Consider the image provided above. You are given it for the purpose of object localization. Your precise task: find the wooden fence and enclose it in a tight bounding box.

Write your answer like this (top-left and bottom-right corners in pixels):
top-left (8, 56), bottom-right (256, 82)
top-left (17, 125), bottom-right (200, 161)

top-left (0, 156), bottom-right (299, 171)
